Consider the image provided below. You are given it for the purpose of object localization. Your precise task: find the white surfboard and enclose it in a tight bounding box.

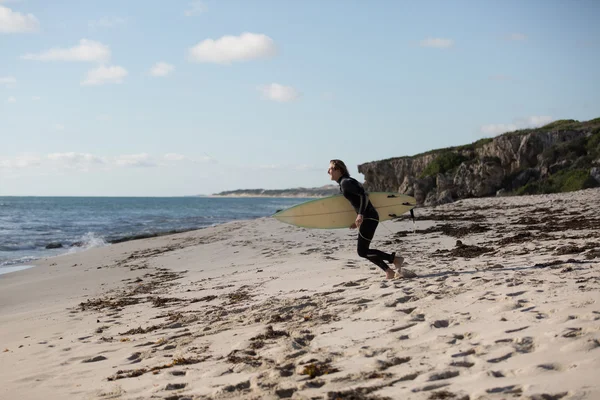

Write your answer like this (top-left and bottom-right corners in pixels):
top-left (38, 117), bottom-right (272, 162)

top-left (273, 192), bottom-right (416, 229)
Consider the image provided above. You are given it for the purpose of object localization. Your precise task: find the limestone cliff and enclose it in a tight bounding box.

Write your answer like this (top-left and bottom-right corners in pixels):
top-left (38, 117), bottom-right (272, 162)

top-left (358, 118), bottom-right (600, 206)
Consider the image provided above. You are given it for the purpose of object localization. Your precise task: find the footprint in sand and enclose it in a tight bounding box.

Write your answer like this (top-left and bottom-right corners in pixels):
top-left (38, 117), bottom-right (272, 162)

top-left (411, 383), bottom-right (450, 392)
top-left (451, 348), bottom-right (476, 358)
top-left (428, 370), bottom-right (460, 381)
top-left (376, 356), bottom-right (411, 371)
top-left (165, 383), bottom-right (187, 390)
top-left (528, 392), bottom-right (568, 400)
top-left (275, 363), bottom-right (295, 377)
top-left (487, 352), bottom-right (513, 363)
top-left (432, 319), bottom-right (450, 328)
top-left (82, 355), bottom-right (107, 363)
top-left (513, 336), bottom-right (535, 353)
top-left (450, 360), bottom-right (474, 368)
top-left (274, 387), bottom-right (297, 398)
top-left (127, 352), bottom-right (142, 363)
top-left (485, 385), bottom-right (522, 395)
top-left (537, 363), bottom-right (563, 371)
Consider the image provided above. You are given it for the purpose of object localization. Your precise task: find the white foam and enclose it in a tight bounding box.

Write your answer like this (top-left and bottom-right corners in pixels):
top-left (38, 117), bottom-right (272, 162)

top-left (67, 232), bottom-right (108, 254)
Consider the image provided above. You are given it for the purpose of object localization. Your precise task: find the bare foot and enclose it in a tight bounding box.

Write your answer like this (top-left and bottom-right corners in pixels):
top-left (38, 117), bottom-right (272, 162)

top-left (393, 255), bottom-right (404, 270)
top-left (385, 269), bottom-right (396, 280)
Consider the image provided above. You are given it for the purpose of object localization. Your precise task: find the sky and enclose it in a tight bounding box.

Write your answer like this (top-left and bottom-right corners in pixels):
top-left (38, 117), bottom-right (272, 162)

top-left (1, 0), bottom-right (599, 196)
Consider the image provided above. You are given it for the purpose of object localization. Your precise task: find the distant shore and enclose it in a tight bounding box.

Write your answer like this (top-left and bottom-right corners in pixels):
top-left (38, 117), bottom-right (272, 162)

top-left (209, 186), bottom-right (339, 198)
top-left (207, 194), bottom-right (326, 198)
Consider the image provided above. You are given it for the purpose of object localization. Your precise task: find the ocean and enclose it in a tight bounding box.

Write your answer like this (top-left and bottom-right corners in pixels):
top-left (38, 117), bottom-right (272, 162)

top-left (0, 196), bottom-right (309, 273)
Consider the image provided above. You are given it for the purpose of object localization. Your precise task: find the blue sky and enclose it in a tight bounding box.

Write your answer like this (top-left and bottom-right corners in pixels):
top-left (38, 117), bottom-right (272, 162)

top-left (1, 0), bottom-right (599, 196)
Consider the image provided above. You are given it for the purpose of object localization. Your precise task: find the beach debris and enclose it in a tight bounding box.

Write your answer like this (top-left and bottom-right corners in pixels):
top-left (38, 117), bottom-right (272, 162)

top-left (300, 361), bottom-right (338, 379)
top-left (376, 356), bottom-right (411, 371)
top-left (107, 356), bottom-right (208, 381)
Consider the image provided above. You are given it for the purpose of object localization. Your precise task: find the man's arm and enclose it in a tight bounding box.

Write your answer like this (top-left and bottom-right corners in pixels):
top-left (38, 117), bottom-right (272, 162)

top-left (341, 178), bottom-right (369, 215)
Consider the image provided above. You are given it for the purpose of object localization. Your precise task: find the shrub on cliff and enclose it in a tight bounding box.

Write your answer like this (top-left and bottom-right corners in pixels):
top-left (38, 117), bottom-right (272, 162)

top-left (517, 169), bottom-right (598, 195)
top-left (420, 152), bottom-right (469, 177)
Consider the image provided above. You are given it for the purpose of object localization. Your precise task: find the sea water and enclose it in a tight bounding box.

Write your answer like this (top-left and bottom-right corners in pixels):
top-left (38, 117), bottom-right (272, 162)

top-left (0, 196), bottom-right (309, 273)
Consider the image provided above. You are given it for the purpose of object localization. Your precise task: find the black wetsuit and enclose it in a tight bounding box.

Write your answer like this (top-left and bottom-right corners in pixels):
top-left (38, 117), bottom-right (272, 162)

top-left (338, 175), bottom-right (395, 272)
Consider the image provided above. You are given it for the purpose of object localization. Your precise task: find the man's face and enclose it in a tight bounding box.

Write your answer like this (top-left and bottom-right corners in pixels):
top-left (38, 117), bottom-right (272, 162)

top-left (328, 162), bottom-right (341, 181)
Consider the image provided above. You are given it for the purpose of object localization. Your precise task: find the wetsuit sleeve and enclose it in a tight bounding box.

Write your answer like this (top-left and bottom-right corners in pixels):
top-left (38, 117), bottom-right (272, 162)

top-left (340, 178), bottom-right (369, 215)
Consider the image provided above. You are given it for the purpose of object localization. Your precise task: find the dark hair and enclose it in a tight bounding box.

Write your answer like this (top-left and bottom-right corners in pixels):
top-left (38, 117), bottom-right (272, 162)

top-left (330, 159), bottom-right (350, 177)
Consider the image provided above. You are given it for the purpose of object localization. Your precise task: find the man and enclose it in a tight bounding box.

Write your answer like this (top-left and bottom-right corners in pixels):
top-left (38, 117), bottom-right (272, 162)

top-left (328, 159), bottom-right (412, 280)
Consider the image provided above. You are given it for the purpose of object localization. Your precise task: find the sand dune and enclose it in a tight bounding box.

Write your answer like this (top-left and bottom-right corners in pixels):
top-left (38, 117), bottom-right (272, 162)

top-left (1, 188), bottom-right (599, 400)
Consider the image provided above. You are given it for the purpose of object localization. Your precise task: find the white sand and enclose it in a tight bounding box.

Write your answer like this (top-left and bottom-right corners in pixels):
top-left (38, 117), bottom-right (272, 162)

top-left (1, 188), bottom-right (599, 400)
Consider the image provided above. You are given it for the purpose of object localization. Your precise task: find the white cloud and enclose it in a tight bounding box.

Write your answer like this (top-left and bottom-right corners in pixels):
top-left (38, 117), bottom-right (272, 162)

top-left (0, 76), bottom-right (16, 87)
top-left (54, 123), bottom-right (65, 131)
top-left (21, 39), bottom-right (110, 62)
top-left (258, 164), bottom-right (279, 170)
top-left (506, 33), bottom-right (527, 41)
top-left (32, 95), bottom-right (41, 100)
top-left (150, 62), bottom-right (175, 77)
top-left (184, 1), bottom-right (206, 16)
top-left (519, 115), bottom-right (554, 127)
top-left (258, 83), bottom-right (300, 103)
top-left (163, 153), bottom-right (217, 164)
top-left (0, 4), bottom-right (39, 33)
top-left (1, 152), bottom-right (217, 173)
top-left (480, 123), bottom-right (517, 136)
top-left (419, 38), bottom-right (454, 48)
top-left (81, 65), bottom-right (127, 86)
top-left (1, 152), bottom-right (198, 171)
top-left (47, 152), bottom-right (106, 170)
top-left (188, 32), bottom-right (277, 64)
top-left (480, 115), bottom-right (555, 137)
top-left (88, 17), bottom-right (126, 29)
top-left (198, 155), bottom-right (216, 163)
top-left (115, 153), bottom-right (156, 168)
top-left (0, 153), bottom-right (42, 168)
top-left (6, 96), bottom-right (16, 103)
top-left (164, 153), bottom-right (187, 161)
top-left (96, 114), bottom-right (111, 121)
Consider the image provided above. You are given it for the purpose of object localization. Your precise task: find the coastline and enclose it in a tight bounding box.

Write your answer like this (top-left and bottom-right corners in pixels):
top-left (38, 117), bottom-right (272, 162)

top-left (206, 194), bottom-right (325, 198)
top-left (0, 196), bottom-right (306, 269)
top-left (1, 189), bottom-right (599, 399)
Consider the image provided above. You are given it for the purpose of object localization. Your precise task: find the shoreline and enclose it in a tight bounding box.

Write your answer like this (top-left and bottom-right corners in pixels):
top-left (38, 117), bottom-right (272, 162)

top-left (1, 189), bottom-right (598, 399)
top-left (206, 194), bottom-right (325, 198)
top-left (0, 226), bottom-right (210, 270)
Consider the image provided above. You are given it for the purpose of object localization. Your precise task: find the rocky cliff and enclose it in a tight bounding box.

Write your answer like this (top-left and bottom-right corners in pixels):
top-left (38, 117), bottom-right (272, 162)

top-left (358, 118), bottom-right (600, 206)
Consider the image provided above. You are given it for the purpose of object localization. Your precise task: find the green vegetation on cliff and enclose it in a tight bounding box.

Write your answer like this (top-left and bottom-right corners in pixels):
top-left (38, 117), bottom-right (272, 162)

top-left (517, 169), bottom-right (597, 195)
top-left (420, 152), bottom-right (468, 177)
top-left (362, 117), bottom-right (600, 200)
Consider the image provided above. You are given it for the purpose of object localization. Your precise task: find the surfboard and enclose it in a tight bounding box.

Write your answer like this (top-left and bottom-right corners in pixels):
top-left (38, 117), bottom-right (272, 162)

top-left (273, 192), bottom-right (416, 229)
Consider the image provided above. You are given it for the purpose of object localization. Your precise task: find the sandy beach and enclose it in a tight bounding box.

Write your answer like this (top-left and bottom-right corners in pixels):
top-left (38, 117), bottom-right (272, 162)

top-left (1, 189), bottom-right (599, 400)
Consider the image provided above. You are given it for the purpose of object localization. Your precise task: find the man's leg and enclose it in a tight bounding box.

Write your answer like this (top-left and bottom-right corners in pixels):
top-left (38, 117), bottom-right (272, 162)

top-left (357, 220), bottom-right (396, 279)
